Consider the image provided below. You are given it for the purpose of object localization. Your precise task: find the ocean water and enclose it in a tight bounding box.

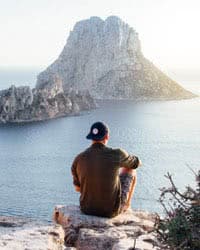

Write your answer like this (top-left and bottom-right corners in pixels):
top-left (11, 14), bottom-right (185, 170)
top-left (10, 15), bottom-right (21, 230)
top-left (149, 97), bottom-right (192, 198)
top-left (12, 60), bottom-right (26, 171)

top-left (0, 69), bottom-right (199, 221)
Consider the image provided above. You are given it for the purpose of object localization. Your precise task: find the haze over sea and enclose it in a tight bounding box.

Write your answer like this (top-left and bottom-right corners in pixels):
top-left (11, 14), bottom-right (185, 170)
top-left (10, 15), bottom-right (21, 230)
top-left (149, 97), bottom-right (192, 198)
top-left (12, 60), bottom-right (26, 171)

top-left (0, 68), bottom-right (199, 222)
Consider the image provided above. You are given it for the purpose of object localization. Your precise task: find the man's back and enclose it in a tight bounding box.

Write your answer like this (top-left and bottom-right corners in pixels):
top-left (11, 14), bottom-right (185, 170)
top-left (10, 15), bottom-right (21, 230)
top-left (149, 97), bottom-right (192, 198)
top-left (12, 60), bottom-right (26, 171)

top-left (72, 142), bottom-right (139, 218)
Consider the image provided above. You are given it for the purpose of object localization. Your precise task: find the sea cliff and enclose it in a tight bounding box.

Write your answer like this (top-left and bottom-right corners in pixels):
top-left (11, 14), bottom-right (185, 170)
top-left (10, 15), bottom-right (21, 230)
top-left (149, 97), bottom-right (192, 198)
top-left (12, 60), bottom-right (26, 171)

top-left (37, 16), bottom-right (196, 100)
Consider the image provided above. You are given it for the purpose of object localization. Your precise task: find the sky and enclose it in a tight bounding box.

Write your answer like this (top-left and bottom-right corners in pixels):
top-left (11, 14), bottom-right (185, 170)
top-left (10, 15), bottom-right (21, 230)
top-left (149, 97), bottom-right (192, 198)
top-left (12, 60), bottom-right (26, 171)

top-left (0, 0), bottom-right (199, 74)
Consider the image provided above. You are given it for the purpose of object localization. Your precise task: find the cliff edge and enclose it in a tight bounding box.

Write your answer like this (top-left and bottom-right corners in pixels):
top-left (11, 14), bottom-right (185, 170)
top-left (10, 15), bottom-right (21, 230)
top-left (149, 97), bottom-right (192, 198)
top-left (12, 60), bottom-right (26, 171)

top-left (51, 205), bottom-right (165, 250)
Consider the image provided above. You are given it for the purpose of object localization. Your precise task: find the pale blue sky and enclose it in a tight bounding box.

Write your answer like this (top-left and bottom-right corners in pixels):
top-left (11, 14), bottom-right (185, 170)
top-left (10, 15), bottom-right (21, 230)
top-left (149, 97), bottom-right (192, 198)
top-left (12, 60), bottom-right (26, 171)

top-left (0, 0), bottom-right (199, 71)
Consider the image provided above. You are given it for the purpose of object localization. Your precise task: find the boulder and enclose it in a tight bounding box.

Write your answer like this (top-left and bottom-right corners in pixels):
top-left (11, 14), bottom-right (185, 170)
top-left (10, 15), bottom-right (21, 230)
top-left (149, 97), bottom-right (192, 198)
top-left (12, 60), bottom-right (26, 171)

top-left (52, 205), bottom-right (163, 250)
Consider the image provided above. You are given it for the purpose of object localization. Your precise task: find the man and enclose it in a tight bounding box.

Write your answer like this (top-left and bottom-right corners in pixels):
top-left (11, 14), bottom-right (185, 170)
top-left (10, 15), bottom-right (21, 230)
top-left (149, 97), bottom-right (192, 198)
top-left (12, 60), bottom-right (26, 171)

top-left (71, 121), bottom-right (141, 218)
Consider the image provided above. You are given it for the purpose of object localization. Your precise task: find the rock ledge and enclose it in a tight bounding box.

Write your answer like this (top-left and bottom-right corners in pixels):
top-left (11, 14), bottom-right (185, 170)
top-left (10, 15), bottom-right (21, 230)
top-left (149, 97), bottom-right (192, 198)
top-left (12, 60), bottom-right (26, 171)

top-left (52, 205), bottom-right (163, 250)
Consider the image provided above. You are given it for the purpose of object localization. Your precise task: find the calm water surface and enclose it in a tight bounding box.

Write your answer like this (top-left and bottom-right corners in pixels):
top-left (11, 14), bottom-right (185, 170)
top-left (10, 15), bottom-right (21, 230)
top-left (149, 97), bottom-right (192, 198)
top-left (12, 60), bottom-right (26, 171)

top-left (0, 69), bottom-right (199, 221)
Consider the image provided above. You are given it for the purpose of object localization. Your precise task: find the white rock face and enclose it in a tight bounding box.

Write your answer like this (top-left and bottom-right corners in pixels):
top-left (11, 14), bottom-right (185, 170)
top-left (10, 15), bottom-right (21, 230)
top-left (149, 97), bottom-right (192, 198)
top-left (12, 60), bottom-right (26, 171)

top-left (52, 205), bottom-right (163, 250)
top-left (37, 16), bottom-right (195, 100)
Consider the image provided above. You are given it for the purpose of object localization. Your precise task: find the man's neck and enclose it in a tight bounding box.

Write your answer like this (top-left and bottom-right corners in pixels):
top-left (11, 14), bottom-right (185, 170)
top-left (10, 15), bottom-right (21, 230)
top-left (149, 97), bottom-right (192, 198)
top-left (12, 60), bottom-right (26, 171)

top-left (92, 140), bottom-right (106, 145)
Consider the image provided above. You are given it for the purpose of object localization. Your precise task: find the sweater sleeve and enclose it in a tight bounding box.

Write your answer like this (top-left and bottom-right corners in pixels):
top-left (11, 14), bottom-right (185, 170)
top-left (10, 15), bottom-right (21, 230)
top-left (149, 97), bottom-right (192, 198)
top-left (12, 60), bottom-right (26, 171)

top-left (71, 155), bottom-right (81, 187)
top-left (118, 148), bottom-right (140, 169)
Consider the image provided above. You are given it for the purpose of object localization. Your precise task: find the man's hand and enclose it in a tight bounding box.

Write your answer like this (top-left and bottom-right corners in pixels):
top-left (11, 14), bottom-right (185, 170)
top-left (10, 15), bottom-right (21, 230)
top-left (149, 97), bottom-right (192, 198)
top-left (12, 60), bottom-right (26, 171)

top-left (120, 167), bottom-right (136, 175)
top-left (74, 185), bottom-right (81, 192)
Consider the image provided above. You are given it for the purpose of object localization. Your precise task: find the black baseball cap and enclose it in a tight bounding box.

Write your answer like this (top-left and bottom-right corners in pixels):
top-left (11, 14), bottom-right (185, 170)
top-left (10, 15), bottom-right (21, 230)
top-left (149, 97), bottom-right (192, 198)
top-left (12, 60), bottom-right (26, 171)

top-left (86, 122), bottom-right (109, 141)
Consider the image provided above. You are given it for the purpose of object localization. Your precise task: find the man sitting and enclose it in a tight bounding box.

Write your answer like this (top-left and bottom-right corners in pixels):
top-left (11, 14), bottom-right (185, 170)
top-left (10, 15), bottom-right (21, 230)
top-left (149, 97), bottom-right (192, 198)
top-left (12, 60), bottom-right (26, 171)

top-left (71, 121), bottom-right (141, 218)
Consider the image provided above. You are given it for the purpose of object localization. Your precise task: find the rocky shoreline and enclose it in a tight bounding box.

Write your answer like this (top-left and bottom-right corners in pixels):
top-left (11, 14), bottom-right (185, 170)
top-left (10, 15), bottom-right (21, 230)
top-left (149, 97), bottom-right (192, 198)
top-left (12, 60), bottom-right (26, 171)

top-left (0, 76), bottom-right (96, 124)
top-left (0, 216), bottom-right (50, 249)
top-left (0, 83), bottom-right (197, 124)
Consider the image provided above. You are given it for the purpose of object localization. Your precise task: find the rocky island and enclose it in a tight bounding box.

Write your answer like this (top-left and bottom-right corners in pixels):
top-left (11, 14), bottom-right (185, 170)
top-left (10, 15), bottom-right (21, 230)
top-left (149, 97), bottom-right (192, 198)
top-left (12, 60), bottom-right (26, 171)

top-left (0, 16), bottom-right (196, 123)
top-left (38, 16), bottom-right (195, 100)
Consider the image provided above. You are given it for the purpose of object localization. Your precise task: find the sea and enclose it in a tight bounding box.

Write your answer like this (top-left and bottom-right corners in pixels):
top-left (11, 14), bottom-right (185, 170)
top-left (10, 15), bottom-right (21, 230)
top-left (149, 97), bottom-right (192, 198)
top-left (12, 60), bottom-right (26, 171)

top-left (0, 68), bottom-right (199, 222)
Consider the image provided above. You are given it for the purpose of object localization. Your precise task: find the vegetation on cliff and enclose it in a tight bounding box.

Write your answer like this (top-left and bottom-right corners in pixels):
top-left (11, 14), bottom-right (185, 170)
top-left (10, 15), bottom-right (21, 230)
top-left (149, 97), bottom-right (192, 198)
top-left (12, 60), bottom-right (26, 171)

top-left (156, 170), bottom-right (200, 249)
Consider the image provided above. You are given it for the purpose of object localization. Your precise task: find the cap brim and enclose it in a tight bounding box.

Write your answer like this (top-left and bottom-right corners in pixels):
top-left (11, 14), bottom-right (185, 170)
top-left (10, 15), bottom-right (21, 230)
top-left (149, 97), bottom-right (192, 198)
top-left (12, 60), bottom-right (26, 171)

top-left (86, 134), bottom-right (105, 140)
top-left (86, 133), bottom-right (93, 139)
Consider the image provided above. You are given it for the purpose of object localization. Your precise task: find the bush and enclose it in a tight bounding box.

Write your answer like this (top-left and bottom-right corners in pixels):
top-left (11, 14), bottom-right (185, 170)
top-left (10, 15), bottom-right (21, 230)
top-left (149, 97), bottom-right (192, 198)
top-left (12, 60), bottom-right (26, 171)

top-left (155, 170), bottom-right (200, 249)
